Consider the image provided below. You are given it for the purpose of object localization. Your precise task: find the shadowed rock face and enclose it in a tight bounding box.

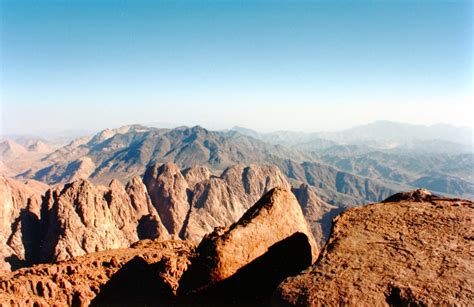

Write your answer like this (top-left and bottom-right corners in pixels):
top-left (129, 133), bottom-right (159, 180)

top-left (179, 187), bottom-right (319, 294)
top-left (39, 178), bottom-right (169, 263)
top-left (143, 162), bottom-right (191, 236)
top-left (275, 194), bottom-right (474, 306)
top-left (0, 176), bottom-right (47, 271)
top-left (2, 162), bottom-right (330, 270)
top-left (188, 232), bottom-right (313, 305)
top-left (0, 240), bottom-right (194, 306)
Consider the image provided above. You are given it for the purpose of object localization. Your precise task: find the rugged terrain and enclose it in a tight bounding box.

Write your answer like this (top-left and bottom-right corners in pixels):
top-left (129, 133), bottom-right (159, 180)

top-left (6, 124), bottom-right (450, 206)
top-left (1, 189), bottom-right (472, 306)
top-left (1, 162), bottom-right (332, 272)
top-left (0, 240), bottom-right (194, 306)
top-left (276, 189), bottom-right (474, 305)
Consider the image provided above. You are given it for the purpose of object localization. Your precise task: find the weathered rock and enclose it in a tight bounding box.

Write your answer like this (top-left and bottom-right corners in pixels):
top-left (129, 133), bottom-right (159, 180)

top-left (0, 240), bottom-right (194, 306)
top-left (382, 188), bottom-right (435, 203)
top-left (180, 187), bottom-right (319, 293)
top-left (275, 193), bottom-right (474, 306)
top-left (182, 165), bottom-right (212, 188)
top-left (143, 162), bottom-right (191, 236)
top-left (0, 176), bottom-right (47, 271)
top-left (183, 164), bottom-right (292, 242)
top-left (40, 178), bottom-right (169, 263)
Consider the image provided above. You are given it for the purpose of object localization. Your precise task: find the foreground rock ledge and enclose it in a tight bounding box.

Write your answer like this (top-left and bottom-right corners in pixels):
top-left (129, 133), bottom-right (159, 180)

top-left (180, 187), bottom-right (319, 294)
top-left (0, 240), bottom-right (194, 306)
top-left (275, 190), bottom-right (474, 306)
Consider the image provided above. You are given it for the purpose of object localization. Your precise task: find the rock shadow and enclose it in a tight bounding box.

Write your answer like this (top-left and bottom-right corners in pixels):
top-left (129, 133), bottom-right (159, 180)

top-left (90, 256), bottom-right (174, 306)
top-left (180, 232), bottom-right (313, 305)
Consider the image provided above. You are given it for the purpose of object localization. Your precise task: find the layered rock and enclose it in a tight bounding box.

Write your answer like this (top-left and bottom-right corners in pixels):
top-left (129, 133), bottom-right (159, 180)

top-left (180, 187), bottom-right (319, 293)
top-left (0, 176), bottom-right (48, 271)
top-left (275, 191), bottom-right (474, 306)
top-left (40, 178), bottom-right (169, 263)
top-left (0, 240), bottom-right (193, 306)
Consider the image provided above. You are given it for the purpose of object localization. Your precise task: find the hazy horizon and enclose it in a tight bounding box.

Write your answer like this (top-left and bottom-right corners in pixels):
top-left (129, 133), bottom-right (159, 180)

top-left (1, 0), bottom-right (472, 135)
top-left (1, 119), bottom-right (473, 141)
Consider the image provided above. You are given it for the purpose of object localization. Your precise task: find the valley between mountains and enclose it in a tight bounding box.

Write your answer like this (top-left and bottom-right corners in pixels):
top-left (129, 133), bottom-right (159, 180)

top-left (0, 123), bottom-right (473, 305)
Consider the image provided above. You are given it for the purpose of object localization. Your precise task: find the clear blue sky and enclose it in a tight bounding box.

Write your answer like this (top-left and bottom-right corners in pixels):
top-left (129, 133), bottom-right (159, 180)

top-left (1, 0), bottom-right (472, 134)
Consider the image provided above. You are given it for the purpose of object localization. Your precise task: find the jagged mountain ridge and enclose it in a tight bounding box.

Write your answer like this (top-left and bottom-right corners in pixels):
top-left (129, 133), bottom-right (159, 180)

top-left (2, 189), bottom-right (472, 306)
top-left (229, 124), bottom-right (474, 199)
top-left (31, 125), bottom-right (310, 185)
top-left (19, 125), bottom-right (411, 206)
top-left (1, 163), bottom-right (332, 272)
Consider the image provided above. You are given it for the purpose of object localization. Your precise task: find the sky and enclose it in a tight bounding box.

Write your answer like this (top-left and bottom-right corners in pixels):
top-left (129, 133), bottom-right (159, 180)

top-left (0, 0), bottom-right (472, 135)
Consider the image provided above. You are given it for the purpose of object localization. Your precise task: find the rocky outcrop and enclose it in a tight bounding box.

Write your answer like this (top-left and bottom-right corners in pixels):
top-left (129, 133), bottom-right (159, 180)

top-left (0, 240), bottom-right (193, 306)
top-left (275, 192), bottom-right (474, 306)
top-left (0, 176), bottom-right (47, 271)
top-left (40, 178), bottom-right (169, 263)
top-left (183, 164), bottom-right (292, 241)
top-left (1, 162), bottom-right (332, 272)
top-left (382, 188), bottom-right (435, 203)
top-left (143, 162), bottom-right (191, 236)
top-left (180, 187), bottom-right (319, 294)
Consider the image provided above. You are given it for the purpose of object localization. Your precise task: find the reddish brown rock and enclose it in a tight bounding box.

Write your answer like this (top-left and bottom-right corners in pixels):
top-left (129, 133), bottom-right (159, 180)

top-left (180, 187), bottom-right (319, 293)
top-left (0, 240), bottom-right (194, 306)
top-left (275, 192), bottom-right (474, 306)
top-left (183, 164), bottom-right (292, 242)
top-left (143, 162), bottom-right (191, 236)
top-left (0, 176), bottom-right (47, 271)
top-left (182, 165), bottom-right (212, 188)
top-left (40, 179), bottom-right (169, 263)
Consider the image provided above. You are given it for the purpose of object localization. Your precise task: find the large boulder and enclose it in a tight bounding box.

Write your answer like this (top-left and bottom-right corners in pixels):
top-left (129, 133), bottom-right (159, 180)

top-left (180, 187), bottom-right (319, 293)
top-left (275, 191), bottom-right (474, 306)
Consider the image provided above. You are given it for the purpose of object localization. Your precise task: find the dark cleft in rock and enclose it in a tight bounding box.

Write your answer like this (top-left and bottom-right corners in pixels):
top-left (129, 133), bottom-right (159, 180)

top-left (179, 187), bottom-right (319, 297)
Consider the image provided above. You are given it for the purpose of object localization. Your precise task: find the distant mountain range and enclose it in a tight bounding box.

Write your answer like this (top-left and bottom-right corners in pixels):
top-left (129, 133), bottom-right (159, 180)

top-left (230, 120), bottom-right (473, 152)
top-left (1, 121), bottom-right (472, 202)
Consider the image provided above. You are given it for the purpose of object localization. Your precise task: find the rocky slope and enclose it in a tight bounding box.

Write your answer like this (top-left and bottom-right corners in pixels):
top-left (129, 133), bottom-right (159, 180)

top-left (0, 176), bottom-right (48, 271)
top-left (2, 163), bottom-right (328, 270)
top-left (0, 187), bottom-right (319, 306)
top-left (275, 189), bottom-right (474, 306)
top-left (39, 177), bottom-right (170, 263)
top-left (0, 240), bottom-right (194, 306)
top-left (180, 187), bottom-right (318, 294)
top-left (10, 125), bottom-right (410, 207)
top-left (2, 189), bottom-right (472, 306)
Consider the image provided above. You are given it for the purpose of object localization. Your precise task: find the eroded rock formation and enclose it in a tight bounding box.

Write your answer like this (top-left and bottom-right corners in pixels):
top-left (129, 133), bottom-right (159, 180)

top-left (40, 178), bottom-right (169, 263)
top-left (1, 162), bottom-right (331, 272)
top-left (0, 176), bottom-right (47, 271)
top-left (179, 187), bottom-right (319, 294)
top-left (0, 240), bottom-right (193, 306)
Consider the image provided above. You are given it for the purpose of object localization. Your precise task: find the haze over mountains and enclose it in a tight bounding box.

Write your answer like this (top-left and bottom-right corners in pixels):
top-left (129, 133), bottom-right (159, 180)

top-left (1, 121), bottom-right (473, 202)
top-left (1, 120), bottom-right (473, 305)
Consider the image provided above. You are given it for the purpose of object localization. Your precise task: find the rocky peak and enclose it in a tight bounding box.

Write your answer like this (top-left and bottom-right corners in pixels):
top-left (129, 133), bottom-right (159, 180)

top-left (39, 177), bottom-right (169, 263)
top-left (143, 162), bottom-right (190, 236)
top-left (0, 176), bottom-right (44, 271)
top-left (182, 165), bottom-right (211, 188)
top-left (180, 187), bottom-right (319, 293)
